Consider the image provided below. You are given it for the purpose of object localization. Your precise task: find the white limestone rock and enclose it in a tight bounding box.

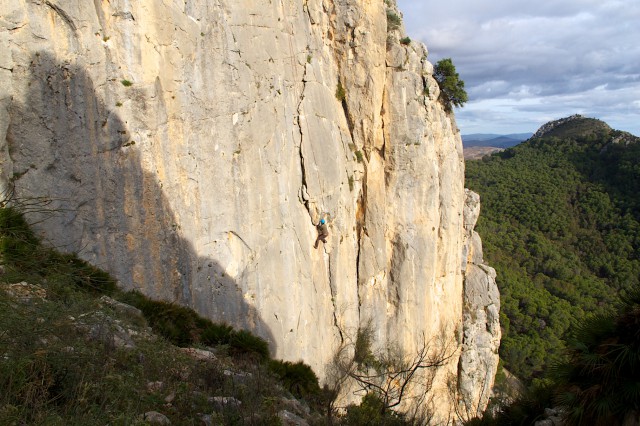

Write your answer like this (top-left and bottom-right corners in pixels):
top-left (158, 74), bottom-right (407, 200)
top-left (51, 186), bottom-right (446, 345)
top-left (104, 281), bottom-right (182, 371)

top-left (458, 190), bottom-right (501, 418)
top-left (0, 0), bottom-right (498, 418)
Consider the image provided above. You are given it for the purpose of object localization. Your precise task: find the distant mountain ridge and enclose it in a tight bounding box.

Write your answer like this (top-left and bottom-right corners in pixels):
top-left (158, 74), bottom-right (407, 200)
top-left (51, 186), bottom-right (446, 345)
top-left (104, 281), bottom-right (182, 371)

top-left (462, 133), bottom-right (532, 148)
top-left (531, 114), bottom-right (638, 144)
top-left (463, 114), bottom-right (638, 150)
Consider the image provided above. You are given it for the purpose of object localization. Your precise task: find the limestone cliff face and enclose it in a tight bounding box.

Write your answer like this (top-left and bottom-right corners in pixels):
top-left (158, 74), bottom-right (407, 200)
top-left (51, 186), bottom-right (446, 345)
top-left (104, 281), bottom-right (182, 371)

top-left (459, 190), bottom-right (501, 419)
top-left (0, 0), bottom-right (498, 419)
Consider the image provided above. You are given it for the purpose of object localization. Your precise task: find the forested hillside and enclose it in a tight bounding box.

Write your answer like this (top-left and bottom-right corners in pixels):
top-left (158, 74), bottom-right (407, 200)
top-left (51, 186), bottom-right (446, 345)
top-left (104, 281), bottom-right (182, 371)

top-left (465, 116), bottom-right (640, 382)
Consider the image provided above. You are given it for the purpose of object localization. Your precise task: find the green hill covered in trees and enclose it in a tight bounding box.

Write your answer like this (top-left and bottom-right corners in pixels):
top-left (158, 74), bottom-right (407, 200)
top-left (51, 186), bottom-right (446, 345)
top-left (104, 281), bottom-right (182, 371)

top-left (465, 115), bottom-right (640, 382)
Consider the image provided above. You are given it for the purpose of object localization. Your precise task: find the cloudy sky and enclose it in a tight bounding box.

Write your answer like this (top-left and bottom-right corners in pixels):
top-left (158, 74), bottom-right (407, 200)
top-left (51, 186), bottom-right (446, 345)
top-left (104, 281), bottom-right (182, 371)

top-left (396, 0), bottom-right (640, 136)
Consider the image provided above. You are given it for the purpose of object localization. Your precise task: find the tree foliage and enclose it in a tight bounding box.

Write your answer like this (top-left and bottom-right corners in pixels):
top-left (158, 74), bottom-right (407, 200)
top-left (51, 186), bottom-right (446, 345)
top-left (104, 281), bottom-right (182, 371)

top-left (466, 286), bottom-right (640, 426)
top-left (433, 58), bottom-right (468, 111)
top-left (550, 287), bottom-right (640, 425)
top-left (465, 128), bottom-right (640, 382)
top-left (465, 125), bottom-right (640, 424)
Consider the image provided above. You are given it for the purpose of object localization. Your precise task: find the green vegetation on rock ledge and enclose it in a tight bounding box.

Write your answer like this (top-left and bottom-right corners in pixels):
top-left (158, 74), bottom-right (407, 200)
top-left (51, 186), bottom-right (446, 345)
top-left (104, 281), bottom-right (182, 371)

top-left (465, 117), bottom-right (640, 383)
top-left (386, 10), bottom-right (402, 31)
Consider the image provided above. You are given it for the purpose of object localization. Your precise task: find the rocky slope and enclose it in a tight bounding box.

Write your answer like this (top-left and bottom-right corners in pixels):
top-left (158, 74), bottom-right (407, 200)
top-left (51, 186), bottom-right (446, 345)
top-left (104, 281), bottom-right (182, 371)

top-left (0, 0), bottom-right (498, 418)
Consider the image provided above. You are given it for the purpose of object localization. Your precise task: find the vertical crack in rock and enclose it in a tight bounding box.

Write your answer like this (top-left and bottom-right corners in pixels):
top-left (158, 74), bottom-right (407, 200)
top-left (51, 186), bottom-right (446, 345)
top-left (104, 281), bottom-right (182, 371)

top-left (388, 235), bottom-right (403, 312)
top-left (295, 53), bottom-right (343, 342)
top-left (297, 124), bottom-right (309, 212)
top-left (381, 88), bottom-right (392, 189)
top-left (327, 255), bottom-right (344, 343)
top-left (355, 199), bottom-right (363, 327)
top-left (354, 158), bottom-right (367, 327)
top-left (339, 83), bottom-right (356, 149)
top-left (378, 92), bottom-right (387, 161)
top-left (326, 0), bottom-right (356, 150)
top-left (421, 74), bottom-right (429, 104)
top-left (295, 67), bottom-right (312, 219)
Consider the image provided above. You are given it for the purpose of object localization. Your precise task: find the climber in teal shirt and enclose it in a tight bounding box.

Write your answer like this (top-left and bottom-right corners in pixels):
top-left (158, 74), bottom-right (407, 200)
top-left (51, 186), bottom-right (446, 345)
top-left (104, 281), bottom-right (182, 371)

top-left (314, 218), bottom-right (329, 249)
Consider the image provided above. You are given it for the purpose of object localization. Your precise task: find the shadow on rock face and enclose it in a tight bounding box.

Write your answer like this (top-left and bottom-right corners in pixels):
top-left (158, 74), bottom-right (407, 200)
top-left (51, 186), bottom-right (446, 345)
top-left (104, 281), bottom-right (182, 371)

top-left (5, 51), bottom-right (275, 353)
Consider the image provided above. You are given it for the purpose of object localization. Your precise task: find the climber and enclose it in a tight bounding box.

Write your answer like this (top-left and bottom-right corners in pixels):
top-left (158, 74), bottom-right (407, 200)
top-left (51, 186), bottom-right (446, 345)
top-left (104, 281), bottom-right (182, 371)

top-left (314, 218), bottom-right (329, 249)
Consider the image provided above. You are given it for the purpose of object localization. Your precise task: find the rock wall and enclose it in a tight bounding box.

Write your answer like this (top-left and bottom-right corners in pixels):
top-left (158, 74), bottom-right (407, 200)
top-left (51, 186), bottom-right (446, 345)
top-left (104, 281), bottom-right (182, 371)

top-left (459, 189), bottom-right (501, 419)
top-left (0, 0), bottom-right (498, 419)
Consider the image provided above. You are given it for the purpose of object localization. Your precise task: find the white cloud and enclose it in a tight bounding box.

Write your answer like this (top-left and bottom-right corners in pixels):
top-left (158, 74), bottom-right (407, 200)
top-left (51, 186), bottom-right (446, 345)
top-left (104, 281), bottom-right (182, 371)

top-left (397, 0), bottom-right (640, 135)
top-left (453, 81), bottom-right (640, 134)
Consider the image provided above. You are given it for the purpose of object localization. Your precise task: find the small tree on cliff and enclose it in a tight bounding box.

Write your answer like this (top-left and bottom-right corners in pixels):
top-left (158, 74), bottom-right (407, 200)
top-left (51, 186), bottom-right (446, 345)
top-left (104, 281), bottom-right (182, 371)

top-left (326, 323), bottom-right (458, 423)
top-left (433, 58), bottom-right (468, 111)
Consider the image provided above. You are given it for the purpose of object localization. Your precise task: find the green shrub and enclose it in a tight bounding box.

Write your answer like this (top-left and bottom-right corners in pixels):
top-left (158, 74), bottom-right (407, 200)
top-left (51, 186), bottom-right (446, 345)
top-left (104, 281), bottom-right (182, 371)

top-left (201, 322), bottom-right (234, 345)
top-left (399, 37), bottom-right (411, 45)
top-left (268, 360), bottom-right (320, 398)
top-left (353, 325), bottom-right (375, 367)
top-left (118, 292), bottom-right (210, 346)
top-left (120, 79), bottom-right (133, 87)
top-left (47, 252), bottom-right (118, 296)
top-left (343, 393), bottom-right (407, 425)
top-left (0, 206), bottom-right (40, 266)
top-left (120, 291), bottom-right (270, 358)
top-left (335, 81), bottom-right (346, 102)
top-left (386, 11), bottom-right (402, 31)
top-left (354, 150), bottom-right (364, 163)
top-left (0, 206), bottom-right (117, 296)
top-left (229, 329), bottom-right (270, 360)
top-left (468, 381), bottom-right (554, 425)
